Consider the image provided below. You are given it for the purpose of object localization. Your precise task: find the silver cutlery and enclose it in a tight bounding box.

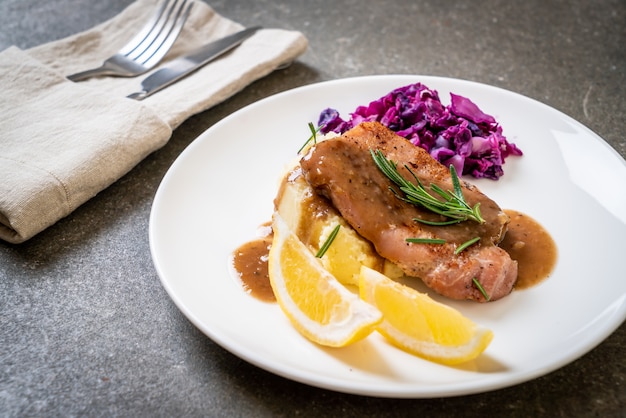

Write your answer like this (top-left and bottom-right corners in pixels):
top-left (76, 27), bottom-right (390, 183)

top-left (67, 0), bottom-right (194, 81)
top-left (127, 26), bottom-right (261, 100)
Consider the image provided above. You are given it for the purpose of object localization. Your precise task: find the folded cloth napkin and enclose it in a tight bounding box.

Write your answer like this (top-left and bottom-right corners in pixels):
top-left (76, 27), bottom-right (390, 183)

top-left (0, 0), bottom-right (308, 244)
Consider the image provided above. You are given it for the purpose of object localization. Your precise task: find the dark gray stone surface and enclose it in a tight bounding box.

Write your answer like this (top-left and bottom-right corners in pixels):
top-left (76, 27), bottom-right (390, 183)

top-left (1, 0), bottom-right (624, 416)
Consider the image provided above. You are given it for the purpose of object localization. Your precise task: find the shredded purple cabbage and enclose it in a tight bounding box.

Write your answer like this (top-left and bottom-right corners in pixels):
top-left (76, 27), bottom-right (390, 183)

top-left (318, 83), bottom-right (522, 180)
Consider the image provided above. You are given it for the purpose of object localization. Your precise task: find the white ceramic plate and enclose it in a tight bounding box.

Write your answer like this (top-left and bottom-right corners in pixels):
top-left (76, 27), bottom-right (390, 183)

top-left (149, 75), bottom-right (626, 398)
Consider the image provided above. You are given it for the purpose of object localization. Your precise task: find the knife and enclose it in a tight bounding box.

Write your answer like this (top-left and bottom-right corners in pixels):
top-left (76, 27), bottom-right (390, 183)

top-left (127, 26), bottom-right (261, 100)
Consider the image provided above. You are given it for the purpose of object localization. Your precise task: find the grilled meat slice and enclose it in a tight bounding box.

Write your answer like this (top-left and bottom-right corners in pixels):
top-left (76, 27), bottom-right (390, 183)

top-left (300, 122), bottom-right (517, 302)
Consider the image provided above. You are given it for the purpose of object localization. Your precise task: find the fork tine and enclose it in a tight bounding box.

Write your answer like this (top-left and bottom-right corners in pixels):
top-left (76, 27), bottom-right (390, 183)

top-left (118, 0), bottom-right (174, 56)
top-left (133, 0), bottom-right (193, 67)
top-left (125, 0), bottom-right (186, 61)
top-left (141, 0), bottom-right (194, 67)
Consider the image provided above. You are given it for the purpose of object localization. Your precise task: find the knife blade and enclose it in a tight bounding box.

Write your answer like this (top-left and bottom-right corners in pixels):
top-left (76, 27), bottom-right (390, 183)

top-left (128, 26), bottom-right (261, 100)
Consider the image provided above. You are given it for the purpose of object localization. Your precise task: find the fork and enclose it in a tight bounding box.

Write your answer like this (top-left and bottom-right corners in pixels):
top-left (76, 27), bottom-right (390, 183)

top-left (67, 0), bottom-right (194, 82)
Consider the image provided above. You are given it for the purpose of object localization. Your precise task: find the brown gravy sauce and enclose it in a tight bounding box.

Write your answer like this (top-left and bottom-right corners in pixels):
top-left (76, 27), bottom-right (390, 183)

top-left (231, 224), bottom-right (275, 303)
top-left (232, 210), bottom-right (557, 301)
top-left (500, 209), bottom-right (558, 289)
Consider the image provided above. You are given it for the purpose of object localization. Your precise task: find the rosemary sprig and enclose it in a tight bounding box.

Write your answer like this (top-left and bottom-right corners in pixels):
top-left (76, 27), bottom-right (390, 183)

top-left (472, 278), bottom-right (491, 301)
top-left (315, 224), bottom-right (341, 258)
top-left (370, 149), bottom-right (484, 224)
top-left (297, 122), bottom-right (322, 154)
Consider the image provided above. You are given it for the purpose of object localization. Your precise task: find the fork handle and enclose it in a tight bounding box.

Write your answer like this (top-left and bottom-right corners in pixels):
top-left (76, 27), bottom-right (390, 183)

top-left (66, 66), bottom-right (115, 82)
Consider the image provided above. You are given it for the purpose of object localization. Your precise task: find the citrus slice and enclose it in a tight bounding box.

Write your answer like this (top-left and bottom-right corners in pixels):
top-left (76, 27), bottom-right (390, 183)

top-left (268, 212), bottom-right (382, 347)
top-left (359, 266), bottom-right (493, 364)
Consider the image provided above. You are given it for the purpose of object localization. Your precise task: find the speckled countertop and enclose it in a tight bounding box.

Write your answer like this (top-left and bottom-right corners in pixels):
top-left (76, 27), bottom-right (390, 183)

top-left (1, 0), bottom-right (624, 416)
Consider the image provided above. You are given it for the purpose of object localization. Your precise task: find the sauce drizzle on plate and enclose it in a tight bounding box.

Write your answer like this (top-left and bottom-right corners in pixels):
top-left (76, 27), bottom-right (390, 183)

top-left (231, 224), bottom-right (275, 302)
top-left (500, 210), bottom-right (558, 289)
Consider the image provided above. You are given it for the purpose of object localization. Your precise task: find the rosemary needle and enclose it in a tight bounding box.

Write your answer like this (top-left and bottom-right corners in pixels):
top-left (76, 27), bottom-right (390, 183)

top-left (405, 238), bottom-right (446, 245)
top-left (297, 122), bottom-right (322, 154)
top-left (405, 236), bottom-right (480, 255)
top-left (455, 236), bottom-right (481, 254)
top-left (316, 224), bottom-right (341, 258)
top-left (472, 278), bottom-right (491, 301)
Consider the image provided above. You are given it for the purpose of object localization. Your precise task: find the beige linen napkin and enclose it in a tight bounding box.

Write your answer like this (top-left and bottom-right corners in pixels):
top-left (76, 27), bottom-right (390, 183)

top-left (0, 0), bottom-right (308, 244)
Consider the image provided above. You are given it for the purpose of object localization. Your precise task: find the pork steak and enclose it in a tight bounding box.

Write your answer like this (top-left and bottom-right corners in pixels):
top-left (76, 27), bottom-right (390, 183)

top-left (300, 122), bottom-right (517, 302)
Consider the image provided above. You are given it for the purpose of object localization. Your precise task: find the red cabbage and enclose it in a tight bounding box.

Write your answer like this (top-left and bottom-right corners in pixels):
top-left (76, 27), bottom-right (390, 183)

top-left (318, 83), bottom-right (522, 180)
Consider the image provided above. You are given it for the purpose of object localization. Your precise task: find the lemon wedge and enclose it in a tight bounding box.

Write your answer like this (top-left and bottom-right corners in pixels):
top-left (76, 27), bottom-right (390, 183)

top-left (268, 212), bottom-right (382, 347)
top-left (359, 266), bottom-right (493, 364)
